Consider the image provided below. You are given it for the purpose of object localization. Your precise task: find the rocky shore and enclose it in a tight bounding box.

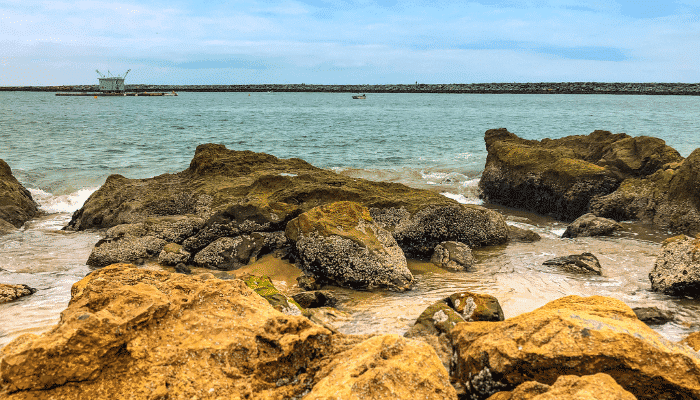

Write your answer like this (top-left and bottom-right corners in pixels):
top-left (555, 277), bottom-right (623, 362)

top-left (4, 82), bottom-right (700, 95)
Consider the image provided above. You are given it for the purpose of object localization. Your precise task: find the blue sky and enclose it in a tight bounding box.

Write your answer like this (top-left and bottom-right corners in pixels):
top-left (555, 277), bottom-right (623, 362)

top-left (1, 0), bottom-right (699, 85)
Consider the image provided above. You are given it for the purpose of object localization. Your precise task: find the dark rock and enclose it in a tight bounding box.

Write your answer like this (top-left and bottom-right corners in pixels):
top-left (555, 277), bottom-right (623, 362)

top-left (543, 253), bottom-right (602, 275)
top-left (174, 263), bottom-right (191, 275)
top-left (0, 218), bottom-right (16, 235)
top-left (562, 213), bottom-right (623, 238)
top-left (649, 235), bottom-right (700, 298)
top-left (430, 241), bottom-right (474, 271)
top-left (632, 307), bottom-right (674, 325)
top-left (292, 291), bottom-right (337, 309)
top-left (297, 275), bottom-right (321, 291)
top-left (507, 225), bottom-right (541, 243)
top-left (192, 231), bottom-right (287, 270)
top-left (158, 243), bottom-right (191, 266)
top-left (0, 159), bottom-right (38, 228)
top-left (447, 292), bottom-right (504, 322)
top-left (0, 284), bottom-right (37, 304)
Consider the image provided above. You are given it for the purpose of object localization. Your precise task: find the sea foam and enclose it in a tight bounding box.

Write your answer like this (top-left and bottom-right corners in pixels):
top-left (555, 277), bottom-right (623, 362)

top-left (29, 188), bottom-right (97, 214)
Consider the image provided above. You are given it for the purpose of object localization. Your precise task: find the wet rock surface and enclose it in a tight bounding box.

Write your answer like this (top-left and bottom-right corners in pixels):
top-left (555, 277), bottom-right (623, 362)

top-left (0, 284), bottom-right (36, 304)
top-left (430, 241), bottom-right (475, 271)
top-left (450, 295), bottom-right (700, 400)
top-left (486, 373), bottom-right (637, 400)
top-left (649, 235), bottom-right (700, 298)
top-left (0, 160), bottom-right (38, 229)
top-left (507, 225), bottom-right (541, 243)
top-left (286, 201), bottom-right (413, 291)
top-left (562, 213), bottom-right (623, 238)
top-left (543, 252), bottom-right (602, 275)
top-left (682, 332), bottom-right (700, 351)
top-left (633, 306), bottom-right (674, 325)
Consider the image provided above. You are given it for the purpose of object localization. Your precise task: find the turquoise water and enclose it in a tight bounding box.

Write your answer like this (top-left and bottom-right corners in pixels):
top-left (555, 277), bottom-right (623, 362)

top-left (1, 91), bottom-right (699, 346)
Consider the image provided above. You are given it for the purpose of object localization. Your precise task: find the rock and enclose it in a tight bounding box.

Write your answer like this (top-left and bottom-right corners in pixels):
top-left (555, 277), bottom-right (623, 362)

top-left (0, 264), bottom-right (453, 399)
top-left (0, 219), bottom-right (16, 235)
top-left (297, 274), bottom-right (322, 291)
top-left (590, 148), bottom-right (700, 235)
top-left (479, 129), bottom-right (683, 224)
top-left (682, 332), bottom-right (700, 351)
top-left (242, 274), bottom-right (304, 316)
top-left (173, 262), bottom-right (191, 274)
top-left (286, 201), bottom-right (413, 292)
top-left (292, 290), bottom-right (337, 308)
top-left (507, 225), bottom-right (541, 243)
top-left (448, 292), bottom-right (505, 322)
top-left (304, 334), bottom-right (457, 400)
top-left (562, 213), bottom-right (623, 238)
top-left (86, 233), bottom-right (166, 268)
top-left (0, 284), bottom-right (37, 304)
top-left (66, 144), bottom-right (508, 260)
top-left (451, 295), bottom-right (700, 400)
top-left (431, 241), bottom-right (475, 271)
top-left (0, 160), bottom-right (38, 228)
top-left (486, 373), bottom-right (636, 400)
top-left (632, 306), bottom-right (674, 325)
top-left (649, 235), bottom-right (700, 298)
top-left (157, 242), bottom-right (191, 265)
top-left (543, 253), bottom-right (602, 275)
top-left (192, 231), bottom-right (287, 270)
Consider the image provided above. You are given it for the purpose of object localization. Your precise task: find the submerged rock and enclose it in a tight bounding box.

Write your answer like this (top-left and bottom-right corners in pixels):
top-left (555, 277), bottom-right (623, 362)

top-left (451, 295), bottom-right (700, 400)
top-left (649, 235), bottom-right (700, 298)
top-left (487, 373), bottom-right (636, 400)
top-left (562, 213), bottom-right (623, 238)
top-left (543, 253), bottom-right (602, 275)
top-left (286, 201), bottom-right (413, 292)
top-left (430, 241), bottom-right (475, 271)
top-left (0, 284), bottom-right (37, 304)
top-left (507, 225), bottom-right (541, 243)
top-left (633, 306), bottom-right (674, 325)
top-left (0, 159), bottom-right (38, 229)
top-left (0, 264), bottom-right (454, 399)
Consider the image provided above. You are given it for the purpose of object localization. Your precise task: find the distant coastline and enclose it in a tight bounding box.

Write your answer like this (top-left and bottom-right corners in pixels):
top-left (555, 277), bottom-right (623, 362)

top-left (2, 82), bottom-right (700, 95)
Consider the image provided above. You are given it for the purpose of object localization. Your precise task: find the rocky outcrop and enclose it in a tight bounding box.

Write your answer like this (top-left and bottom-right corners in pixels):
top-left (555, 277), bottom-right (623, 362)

top-left (431, 241), bottom-right (475, 271)
top-left (0, 264), bottom-right (455, 399)
top-left (450, 295), bottom-right (700, 400)
top-left (286, 201), bottom-right (413, 291)
top-left (649, 235), bottom-right (700, 298)
top-left (543, 253), bottom-right (602, 275)
top-left (562, 213), bottom-right (623, 238)
top-left (0, 160), bottom-right (38, 229)
top-left (69, 144), bottom-right (508, 267)
top-left (479, 129), bottom-right (685, 225)
top-left (486, 373), bottom-right (636, 400)
top-left (0, 284), bottom-right (36, 304)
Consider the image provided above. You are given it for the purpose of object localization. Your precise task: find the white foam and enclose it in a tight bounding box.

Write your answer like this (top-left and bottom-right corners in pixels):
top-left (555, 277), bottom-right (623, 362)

top-left (440, 192), bottom-right (483, 205)
top-left (29, 188), bottom-right (97, 214)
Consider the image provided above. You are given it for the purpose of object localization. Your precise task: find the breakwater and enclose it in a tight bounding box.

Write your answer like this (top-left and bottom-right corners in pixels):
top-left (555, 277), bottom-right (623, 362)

top-left (3, 82), bottom-right (700, 95)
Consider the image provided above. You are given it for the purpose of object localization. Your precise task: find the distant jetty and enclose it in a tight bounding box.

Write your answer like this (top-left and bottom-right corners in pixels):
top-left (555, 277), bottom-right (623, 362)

top-left (3, 82), bottom-right (700, 95)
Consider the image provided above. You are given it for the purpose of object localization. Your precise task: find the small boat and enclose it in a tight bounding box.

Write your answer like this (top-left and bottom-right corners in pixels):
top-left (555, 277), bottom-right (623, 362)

top-left (352, 94), bottom-right (366, 99)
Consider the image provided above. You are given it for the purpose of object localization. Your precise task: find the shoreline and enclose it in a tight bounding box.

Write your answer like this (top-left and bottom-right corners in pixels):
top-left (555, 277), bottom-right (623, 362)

top-left (3, 82), bottom-right (700, 95)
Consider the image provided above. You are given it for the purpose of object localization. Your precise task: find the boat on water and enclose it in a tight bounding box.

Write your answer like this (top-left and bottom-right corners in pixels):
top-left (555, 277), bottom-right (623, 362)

top-left (352, 94), bottom-right (366, 99)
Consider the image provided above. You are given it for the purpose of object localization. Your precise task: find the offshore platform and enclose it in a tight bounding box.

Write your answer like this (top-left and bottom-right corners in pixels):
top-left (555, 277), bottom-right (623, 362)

top-left (56, 70), bottom-right (177, 97)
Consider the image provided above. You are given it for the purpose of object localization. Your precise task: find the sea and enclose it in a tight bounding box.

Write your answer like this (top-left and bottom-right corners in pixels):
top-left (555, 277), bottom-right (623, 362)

top-left (1, 91), bottom-right (700, 347)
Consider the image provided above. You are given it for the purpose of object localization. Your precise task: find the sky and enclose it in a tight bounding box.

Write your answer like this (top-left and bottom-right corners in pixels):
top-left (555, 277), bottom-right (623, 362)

top-left (1, 0), bottom-right (699, 85)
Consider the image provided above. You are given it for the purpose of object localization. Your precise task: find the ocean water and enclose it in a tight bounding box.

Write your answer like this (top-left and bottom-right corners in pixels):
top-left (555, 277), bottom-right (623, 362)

top-left (1, 91), bottom-right (699, 346)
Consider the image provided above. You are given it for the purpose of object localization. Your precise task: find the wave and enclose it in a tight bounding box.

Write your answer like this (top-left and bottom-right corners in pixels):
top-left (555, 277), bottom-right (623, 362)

top-left (440, 192), bottom-right (483, 205)
top-left (28, 187), bottom-right (98, 214)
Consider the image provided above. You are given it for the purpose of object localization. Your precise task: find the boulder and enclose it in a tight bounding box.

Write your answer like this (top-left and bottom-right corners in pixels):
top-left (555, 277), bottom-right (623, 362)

top-left (507, 225), bottom-right (541, 243)
top-left (157, 242), bottom-right (191, 265)
top-left (292, 290), bottom-right (337, 309)
top-left (479, 129), bottom-right (684, 225)
top-left (66, 145), bottom-right (508, 260)
top-left (431, 241), bottom-right (475, 271)
top-left (0, 284), bottom-right (36, 304)
top-left (304, 334), bottom-right (457, 400)
top-left (192, 231), bottom-right (287, 270)
top-left (450, 295), bottom-right (700, 400)
top-left (448, 292), bottom-right (505, 322)
top-left (286, 201), bottom-right (413, 292)
top-left (0, 159), bottom-right (38, 228)
top-left (0, 264), bottom-right (454, 399)
top-left (682, 332), bottom-right (700, 351)
top-left (486, 373), bottom-right (636, 400)
top-left (561, 213), bottom-right (623, 238)
top-left (632, 306), bottom-right (674, 325)
top-left (543, 253), bottom-right (602, 275)
top-left (649, 235), bottom-right (700, 298)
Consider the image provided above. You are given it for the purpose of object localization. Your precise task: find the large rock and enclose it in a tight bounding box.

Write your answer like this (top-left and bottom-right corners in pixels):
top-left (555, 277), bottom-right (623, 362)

top-left (431, 241), bottom-right (475, 271)
top-left (479, 129), bottom-right (684, 224)
top-left (0, 284), bottom-right (36, 304)
top-left (0, 159), bottom-right (38, 228)
top-left (649, 235), bottom-right (700, 298)
top-left (0, 264), bottom-right (454, 399)
top-left (66, 144), bottom-right (508, 263)
top-left (286, 201), bottom-right (413, 291)
top-left (562, 213), bottom-right (623, 238)
top-left (450, 295), bottom-right (700, 400)
top-left (486, 373), bottom-right (636, 400)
